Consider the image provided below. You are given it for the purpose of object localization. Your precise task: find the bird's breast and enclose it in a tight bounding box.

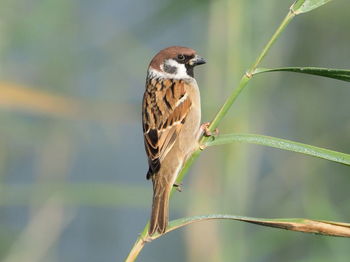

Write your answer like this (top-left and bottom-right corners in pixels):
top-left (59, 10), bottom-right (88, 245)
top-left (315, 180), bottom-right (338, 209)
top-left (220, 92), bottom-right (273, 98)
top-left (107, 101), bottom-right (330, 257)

top-left (177, 80), bottom-right (201, 153)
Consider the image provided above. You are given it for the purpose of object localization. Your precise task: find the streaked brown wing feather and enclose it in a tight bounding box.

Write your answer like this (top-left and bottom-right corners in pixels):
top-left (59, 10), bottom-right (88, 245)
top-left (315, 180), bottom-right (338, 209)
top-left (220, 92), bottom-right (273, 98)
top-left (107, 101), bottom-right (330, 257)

top-left (143, 78), bottom-right (192, 179)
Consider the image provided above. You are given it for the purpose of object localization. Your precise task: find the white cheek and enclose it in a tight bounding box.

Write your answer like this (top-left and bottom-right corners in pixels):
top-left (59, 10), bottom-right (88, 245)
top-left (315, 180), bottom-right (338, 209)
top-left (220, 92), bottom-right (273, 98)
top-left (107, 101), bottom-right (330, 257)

top-left (164, 59), bottom-right (189, 79)
top-left (148, 59), bottom-right (192, 80)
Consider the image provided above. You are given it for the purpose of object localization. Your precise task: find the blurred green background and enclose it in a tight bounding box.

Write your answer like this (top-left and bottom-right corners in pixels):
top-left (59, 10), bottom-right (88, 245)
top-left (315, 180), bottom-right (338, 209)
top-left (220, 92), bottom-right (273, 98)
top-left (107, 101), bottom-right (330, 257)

top-left (0, 0), bottom-right (349, 261)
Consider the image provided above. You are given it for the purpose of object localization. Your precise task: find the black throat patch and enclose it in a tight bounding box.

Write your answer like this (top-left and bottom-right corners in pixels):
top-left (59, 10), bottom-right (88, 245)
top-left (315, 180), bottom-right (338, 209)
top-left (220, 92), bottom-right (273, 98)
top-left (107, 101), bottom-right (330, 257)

top-left (185, 64), bottom-right (194, 77)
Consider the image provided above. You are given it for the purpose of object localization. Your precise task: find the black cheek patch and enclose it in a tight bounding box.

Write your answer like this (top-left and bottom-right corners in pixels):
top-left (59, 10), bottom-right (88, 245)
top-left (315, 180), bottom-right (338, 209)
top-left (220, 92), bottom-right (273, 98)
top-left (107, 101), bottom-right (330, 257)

top-left (163, 64), bottom-right (177, 74)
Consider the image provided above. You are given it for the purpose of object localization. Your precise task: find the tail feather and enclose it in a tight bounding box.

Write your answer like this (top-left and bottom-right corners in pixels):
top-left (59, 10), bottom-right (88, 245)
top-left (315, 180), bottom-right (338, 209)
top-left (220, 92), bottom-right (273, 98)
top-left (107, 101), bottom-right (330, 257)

top-left (149, 179), bottom-right (170, 235)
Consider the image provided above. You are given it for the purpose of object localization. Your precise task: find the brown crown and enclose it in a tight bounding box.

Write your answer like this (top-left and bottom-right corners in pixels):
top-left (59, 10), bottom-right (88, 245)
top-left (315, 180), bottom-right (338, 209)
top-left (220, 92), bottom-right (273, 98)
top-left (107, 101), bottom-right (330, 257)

top-left (149, 46), bottom-right (196, 71)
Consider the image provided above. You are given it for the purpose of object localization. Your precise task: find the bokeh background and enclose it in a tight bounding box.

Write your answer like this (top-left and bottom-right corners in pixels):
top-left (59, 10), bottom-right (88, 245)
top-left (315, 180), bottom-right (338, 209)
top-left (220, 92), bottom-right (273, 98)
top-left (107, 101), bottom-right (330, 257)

top-left (0, 0), bottom-right (349, 261)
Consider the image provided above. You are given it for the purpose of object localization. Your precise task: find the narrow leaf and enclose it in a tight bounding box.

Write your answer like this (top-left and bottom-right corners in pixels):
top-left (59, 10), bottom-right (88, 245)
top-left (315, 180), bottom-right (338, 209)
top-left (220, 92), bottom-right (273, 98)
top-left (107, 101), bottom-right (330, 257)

top-left (205, 133), bottom-right (350, 166)
top-left (291, 0), bottom-right (333, 14)
top-left (253, 67), bottom-right (350, 82)
top-left (159, 215), bottom-right (350, 238)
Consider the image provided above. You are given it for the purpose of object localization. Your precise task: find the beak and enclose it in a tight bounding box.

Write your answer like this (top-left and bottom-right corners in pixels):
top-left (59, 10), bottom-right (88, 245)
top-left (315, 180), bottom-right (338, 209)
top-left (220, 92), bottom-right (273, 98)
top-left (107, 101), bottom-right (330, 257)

top-left (190, 55), bottom-right (206, 66)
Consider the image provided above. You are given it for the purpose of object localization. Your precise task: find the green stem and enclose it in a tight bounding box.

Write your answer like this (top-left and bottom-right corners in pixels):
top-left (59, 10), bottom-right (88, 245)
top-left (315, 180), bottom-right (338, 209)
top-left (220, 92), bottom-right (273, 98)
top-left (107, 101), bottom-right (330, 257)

top-left (203, 10), bottom-right (296, 136)
top-left (124, 225), bottom-right (149, 262)
top-left (249, 11), bottom-right (295, 73)
top-left (203, 74), bottom-right (250, 133)
top-left (124, 8), bottom-right (297, 262)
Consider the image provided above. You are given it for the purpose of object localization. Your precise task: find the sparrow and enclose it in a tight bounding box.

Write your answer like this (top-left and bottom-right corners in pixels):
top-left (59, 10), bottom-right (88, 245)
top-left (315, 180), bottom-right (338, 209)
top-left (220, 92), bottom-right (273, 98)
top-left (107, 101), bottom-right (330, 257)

top-left (142, 46), bottom-right (206, 235)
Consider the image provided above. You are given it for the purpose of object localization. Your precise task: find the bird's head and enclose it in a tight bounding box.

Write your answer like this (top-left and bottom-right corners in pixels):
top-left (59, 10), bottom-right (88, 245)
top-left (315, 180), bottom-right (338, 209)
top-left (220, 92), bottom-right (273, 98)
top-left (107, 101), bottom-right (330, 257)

top-left (148, 46), bottom-right (206, 79)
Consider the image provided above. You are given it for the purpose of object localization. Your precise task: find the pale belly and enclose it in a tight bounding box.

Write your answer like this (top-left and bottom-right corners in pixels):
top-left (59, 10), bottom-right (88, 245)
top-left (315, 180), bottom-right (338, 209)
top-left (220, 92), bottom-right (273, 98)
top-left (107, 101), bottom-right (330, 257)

top-left (160, 79), bottom-right (201, 184)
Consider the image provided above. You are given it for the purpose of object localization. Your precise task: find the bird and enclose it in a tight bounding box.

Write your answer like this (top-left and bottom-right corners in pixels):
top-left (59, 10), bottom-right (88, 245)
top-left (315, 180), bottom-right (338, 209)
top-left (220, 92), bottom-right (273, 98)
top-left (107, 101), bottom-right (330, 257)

top-left (142, 46), bottom-right (206, 235)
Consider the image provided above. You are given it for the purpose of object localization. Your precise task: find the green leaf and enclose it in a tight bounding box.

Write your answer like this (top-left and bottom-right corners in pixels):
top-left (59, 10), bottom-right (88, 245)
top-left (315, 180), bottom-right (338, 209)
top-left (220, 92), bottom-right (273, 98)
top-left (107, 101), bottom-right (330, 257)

top-left (205, 133), bottom-right (350, 166)
top-left (291, 0), bottom-right (334, 14)
top-left (253, 67), bottom-right (350, 82)
top-left (158, 214), bottom-right (350, 238)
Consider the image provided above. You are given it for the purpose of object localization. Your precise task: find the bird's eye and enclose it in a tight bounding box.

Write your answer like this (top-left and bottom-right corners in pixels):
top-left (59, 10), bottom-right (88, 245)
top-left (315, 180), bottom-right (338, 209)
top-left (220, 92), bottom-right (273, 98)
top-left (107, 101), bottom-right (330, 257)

top-left (177, 54), bottom-right (185, 61)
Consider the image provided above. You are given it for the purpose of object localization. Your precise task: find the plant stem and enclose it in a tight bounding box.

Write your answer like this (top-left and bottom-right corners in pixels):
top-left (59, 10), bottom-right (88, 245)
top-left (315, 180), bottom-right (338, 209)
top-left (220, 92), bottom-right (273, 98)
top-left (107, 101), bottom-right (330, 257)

top-left (125, 225), bottom-right (149, 262)
top-left (202, 74), bottom-right (250, 135)
top-left (202, 10), bottom-right (296, 137)
top-left (124, 239), bottom-right (144, 262)
top-left (124, 9), bottom-right (296, 262)
top-left (249, 11), bottom-right (295, 74)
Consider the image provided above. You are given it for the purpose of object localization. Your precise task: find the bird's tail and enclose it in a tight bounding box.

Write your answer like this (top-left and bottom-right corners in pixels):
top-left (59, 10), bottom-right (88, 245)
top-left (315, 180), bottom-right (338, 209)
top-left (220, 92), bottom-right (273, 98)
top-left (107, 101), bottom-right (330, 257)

top-left (149, 177), bottom-right (171, 235)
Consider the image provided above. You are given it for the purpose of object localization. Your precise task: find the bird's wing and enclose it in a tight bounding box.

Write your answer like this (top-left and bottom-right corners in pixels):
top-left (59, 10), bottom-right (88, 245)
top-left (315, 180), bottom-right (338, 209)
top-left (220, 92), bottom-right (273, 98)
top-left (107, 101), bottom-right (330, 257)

top-left (142, 78), bottom-right (192, 179)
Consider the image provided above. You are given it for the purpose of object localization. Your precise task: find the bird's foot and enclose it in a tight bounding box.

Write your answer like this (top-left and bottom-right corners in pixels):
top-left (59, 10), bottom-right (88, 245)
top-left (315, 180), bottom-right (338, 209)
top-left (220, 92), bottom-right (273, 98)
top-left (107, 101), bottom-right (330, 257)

top-left (173, 183), bottom-right (183, 192)
top-left (200, 122), bottom-right (219, 137)
top-left (199, 144), bottom-right (206, 150)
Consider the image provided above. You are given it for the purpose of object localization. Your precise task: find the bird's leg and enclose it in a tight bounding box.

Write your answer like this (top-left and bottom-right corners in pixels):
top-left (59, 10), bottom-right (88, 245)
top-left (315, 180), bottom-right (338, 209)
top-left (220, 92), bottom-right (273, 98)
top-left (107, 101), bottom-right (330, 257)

top-left (199, 122), bottom-right (219, 150)
top-left (173, 183), bottom-right (183, 192)
top-left (200, 122), bottom-right (219, 137)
